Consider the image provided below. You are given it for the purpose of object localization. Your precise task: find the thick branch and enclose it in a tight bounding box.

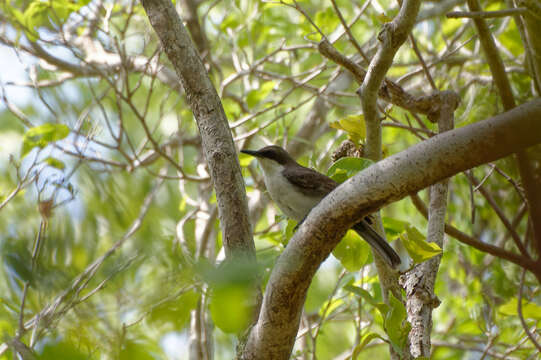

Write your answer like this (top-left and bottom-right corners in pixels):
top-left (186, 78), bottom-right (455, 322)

top-left (140, 0), bottom-right (256, 268)
top-left (243, 98), bottom-right (541, 359)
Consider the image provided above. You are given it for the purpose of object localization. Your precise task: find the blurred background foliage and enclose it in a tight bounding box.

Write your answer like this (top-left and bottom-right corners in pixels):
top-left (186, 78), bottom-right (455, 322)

top-left (0, 0), bottom-right (540, 358)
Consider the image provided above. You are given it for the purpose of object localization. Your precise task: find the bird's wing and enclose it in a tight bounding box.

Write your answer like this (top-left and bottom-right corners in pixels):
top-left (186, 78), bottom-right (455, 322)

top-left (283, 165), bottom-right (379, 227)
top-left (282, 165), bottom-right (337, 197)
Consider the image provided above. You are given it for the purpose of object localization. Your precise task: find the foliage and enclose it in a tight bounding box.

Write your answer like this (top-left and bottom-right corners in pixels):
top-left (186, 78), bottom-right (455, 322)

top-left (0, 0), bottom-right (539, 359)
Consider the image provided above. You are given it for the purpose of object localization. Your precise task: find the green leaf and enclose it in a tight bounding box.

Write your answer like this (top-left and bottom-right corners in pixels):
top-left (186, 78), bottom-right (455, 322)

top-left (239, 152), bottom-right (255, 167)
top-left (22, 0), bottom-right (49, 41)
top-left (21, 123), bottom-right (70, 157)
top-left (206, 260), bottom-right (259, 333)
top-left (351, 332), bottom-right (385, 359)
top-left (39, 339), bottom-right (89, 360)
top-left (384, 293), bottom-right (410, 355)
top-left (326, 157), bottom-right (373, 183)
top-left (382, 217), bottom-right (409, 237)
top-left (329, 114), bottom-right (366, 143)
top-left (343, 284), bottom-right (378, 306)
top-left (499, 298), bottom-right (541, 320)
top-left (3, 246), bottom-right (33, 283)
top-left (401, 225), bottom-right (442, 263)
top-left (209, 284), bottom-right (253, 333)
top-left (20, 0), bottom-right (88, 41)
top-left (314, 7), bottom-right (340, 35)
top-left (319, 298), bottom-right (343, 317)
top-left (282, 219), bottom-right (297, 245)
top-left (118, 340), bottom-right (156, 360)
top-left (148, 289), bottom-right (200, 329)
top-left (333, 230), bottom-right (370, 271)
top-left (43, 157), bottom-right (65, 170)
top-left (220, 14), bottom-right (240, 31)
top-left (246, 81), bottom-right (275, 108)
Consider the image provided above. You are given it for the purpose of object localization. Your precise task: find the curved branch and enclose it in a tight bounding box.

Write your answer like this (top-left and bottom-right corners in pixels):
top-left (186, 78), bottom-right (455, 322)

top-left (243, 98), bottom-right (541, 359)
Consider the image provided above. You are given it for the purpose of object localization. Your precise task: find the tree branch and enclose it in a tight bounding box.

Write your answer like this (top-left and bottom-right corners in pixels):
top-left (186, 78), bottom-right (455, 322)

top-left (243, 97), bottom-right (541, 359)
top-left (358, 2), bottom-right (422, 356)
top-left (141, 0), bottom-right (260, 320)
top-left (409, 193), bottom-right (537, 273)
top-left (446, 8), bottom-right (527, 18)
top-left (467, 0), bottom-right (541, 262)
top-left (403, 90), bottom-right (456, 358)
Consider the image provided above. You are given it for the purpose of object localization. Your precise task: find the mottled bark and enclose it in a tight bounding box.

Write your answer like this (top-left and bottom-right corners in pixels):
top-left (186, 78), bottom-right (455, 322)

top-left (402, 91), bottom-right (457, 358)
top-left (357, 1), bottom-right (422, 357)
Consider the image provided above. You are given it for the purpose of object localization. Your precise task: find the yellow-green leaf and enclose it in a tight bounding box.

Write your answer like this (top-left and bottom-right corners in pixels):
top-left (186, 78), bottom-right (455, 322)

top-left (246, 81), bottom-right (275, 108)
top-left (21, 123), bottom-right (70, 157)
top-left (209, 285), bottom-right (253, 333)
top-left (319, 298), bottom-right (343, 317)
top-left (385, 293), bottom-right (410, 355)
top-left (382, 217), bottom-right (409, 236)
top-left (239, 152), bottom-right (255, 167)
top-left (333, 230), bottom-right (371, 271)
top-left (499, 298), bottom-right (541, 320)
top-left (401, 225), bottom-right (442, 263)
top-left (327, 157), bottom-right (373, 183)
top-left (43, 157), bottom-right (65, 170)
top-left (329, 114), bottom-right (366, 143)
top-left (351, 332), bottom-right (385, 358)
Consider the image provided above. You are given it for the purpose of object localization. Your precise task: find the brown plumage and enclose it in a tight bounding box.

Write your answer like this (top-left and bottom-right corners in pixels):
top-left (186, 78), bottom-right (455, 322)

top-left (242, 145), bottom-right (401, 268)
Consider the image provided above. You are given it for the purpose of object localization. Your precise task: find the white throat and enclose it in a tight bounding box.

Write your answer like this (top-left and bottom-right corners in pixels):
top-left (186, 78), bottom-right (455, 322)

top-left (256, 158), bottom-right (321, 222)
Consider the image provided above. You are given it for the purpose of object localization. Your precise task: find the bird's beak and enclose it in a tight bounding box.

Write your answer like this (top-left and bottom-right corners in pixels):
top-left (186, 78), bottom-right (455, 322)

top-left (241, 149), bottom-right (260, 157)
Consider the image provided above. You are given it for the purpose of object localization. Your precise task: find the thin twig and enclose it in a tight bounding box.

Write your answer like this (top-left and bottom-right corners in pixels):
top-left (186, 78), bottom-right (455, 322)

top-left (447, 8), bottom-right (527, 18)
top-left (330, 0), bottom-right (370, 63)
top-left (517, 269), bottom-right (541, 352)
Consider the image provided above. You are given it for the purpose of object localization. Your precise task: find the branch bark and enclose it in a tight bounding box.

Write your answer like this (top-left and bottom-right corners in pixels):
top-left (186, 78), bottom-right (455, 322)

top-left (359, 0), bottom-right (422, 155)
top-left (402, 91), bottom-right (456, 358)
top-left (357, 1), bottom-right (422, 357)
top-left (141, 0), bottom-right (259, 317)
top-left (242, 98), bottom-right (541, 359)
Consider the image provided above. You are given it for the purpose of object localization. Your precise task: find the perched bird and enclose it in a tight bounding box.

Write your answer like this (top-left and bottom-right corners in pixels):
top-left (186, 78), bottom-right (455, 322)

top-left (242, 145), bottom-right (401, 268)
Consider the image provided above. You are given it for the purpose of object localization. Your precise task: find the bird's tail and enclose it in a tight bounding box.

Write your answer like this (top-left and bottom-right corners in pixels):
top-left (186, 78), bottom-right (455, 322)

top-left (353, 221), bottom-right (401, 268)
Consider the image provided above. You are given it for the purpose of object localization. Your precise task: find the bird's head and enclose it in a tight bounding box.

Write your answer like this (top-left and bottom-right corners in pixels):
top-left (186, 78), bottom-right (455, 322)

top-left (241, 145), bottom-right (296, 173)
top-left (241, 145), bottom-right (295, 164)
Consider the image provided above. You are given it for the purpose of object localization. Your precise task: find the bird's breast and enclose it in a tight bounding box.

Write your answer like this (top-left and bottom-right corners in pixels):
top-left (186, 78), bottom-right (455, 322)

top-left (262, 169), bottom-right (321, 222)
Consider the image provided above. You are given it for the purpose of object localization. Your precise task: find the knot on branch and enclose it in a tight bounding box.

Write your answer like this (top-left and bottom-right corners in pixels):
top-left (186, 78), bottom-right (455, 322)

top-left (377, 22), bottom-right (393, 44)
top-left (400, 271), bottom-right (441, 309)
top-left (331, 140), bottom-right (364, 162)
top-left (426, 90), bottom-right (461, 123)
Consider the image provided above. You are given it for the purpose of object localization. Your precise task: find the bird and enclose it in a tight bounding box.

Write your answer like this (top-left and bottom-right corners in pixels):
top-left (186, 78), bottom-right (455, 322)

top-left (241, 145), bottom-right (401, 268)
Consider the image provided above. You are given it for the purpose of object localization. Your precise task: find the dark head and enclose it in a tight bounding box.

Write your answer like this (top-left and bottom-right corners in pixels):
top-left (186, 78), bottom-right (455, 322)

top-left (241, 145), bottom-right (296, 165)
